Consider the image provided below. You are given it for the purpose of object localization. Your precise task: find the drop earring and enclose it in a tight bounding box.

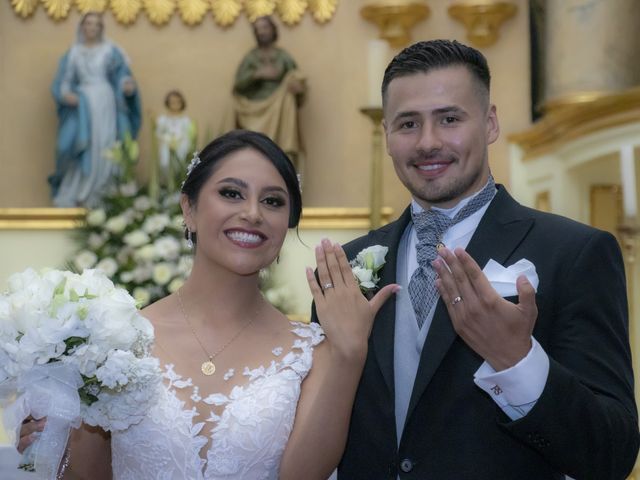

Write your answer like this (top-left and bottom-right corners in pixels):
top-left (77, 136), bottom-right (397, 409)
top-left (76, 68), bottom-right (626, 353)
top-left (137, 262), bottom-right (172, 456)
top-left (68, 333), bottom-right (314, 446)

top-left (186, 229), bottom-right (194, 249)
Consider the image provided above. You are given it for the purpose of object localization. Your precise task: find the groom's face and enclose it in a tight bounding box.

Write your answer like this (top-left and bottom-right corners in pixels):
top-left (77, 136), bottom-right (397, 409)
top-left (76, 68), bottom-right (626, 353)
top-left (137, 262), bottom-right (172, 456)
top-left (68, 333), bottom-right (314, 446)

top-left (383, 66), bottom-right (499, 210)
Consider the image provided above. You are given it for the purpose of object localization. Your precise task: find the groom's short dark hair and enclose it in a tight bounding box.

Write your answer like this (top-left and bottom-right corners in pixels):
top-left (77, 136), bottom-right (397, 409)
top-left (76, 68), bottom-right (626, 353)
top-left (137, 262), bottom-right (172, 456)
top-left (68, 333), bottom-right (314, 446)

top-left (381, 39), bottom-right (491, 108)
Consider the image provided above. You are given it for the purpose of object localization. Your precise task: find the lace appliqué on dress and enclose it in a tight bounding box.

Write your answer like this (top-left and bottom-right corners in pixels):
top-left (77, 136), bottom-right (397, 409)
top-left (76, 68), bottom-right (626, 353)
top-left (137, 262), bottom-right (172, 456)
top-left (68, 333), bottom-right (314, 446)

top-left (111, 322), bottom-right (324, 480)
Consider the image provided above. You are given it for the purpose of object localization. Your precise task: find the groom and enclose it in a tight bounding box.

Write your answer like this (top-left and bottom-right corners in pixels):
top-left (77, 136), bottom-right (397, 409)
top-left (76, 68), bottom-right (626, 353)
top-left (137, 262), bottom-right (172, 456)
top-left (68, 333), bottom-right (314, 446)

top-left (321, 40), bottom-right (639, 479)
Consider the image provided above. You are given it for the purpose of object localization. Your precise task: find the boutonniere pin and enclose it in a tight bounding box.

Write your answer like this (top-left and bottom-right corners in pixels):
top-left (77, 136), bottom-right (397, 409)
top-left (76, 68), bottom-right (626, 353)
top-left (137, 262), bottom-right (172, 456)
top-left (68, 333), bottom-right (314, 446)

top-left (350, 245), bottom-right (388, 298)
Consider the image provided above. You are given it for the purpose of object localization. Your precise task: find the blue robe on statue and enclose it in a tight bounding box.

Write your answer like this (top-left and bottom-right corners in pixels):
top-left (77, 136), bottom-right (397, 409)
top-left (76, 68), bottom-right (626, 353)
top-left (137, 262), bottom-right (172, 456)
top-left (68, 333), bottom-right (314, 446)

top-left (49, 41), bottom-right (141, 207)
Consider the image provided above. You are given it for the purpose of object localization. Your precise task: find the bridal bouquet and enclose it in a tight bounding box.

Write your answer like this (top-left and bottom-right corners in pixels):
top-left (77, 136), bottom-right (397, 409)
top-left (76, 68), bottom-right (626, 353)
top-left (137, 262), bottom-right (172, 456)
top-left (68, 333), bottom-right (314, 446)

top-left (0, 268), bottom-right (162, 479)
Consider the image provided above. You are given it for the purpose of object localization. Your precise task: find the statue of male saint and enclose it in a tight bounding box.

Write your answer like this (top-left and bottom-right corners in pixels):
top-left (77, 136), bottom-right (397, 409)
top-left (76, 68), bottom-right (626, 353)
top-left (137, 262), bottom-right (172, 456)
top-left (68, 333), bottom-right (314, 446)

top-left (225, 16), bottom-right (306, 174)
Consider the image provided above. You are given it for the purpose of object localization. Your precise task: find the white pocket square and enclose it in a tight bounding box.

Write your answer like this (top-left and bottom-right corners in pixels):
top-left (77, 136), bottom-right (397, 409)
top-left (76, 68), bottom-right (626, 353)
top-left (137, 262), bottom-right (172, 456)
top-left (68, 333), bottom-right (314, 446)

top-left (481, 258), bottom-right (539, 297)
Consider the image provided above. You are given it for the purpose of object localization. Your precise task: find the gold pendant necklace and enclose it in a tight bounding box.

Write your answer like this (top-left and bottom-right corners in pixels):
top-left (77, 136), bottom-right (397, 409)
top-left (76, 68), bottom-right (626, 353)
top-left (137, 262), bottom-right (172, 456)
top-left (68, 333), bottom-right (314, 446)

top-left (176, 288), bottom-right (256, 376)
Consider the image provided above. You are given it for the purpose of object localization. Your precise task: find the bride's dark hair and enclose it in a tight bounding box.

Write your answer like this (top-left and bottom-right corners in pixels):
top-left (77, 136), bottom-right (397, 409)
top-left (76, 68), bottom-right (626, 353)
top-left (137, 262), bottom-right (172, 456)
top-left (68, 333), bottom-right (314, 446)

top-left (181, 130), bottom-right (302, 245)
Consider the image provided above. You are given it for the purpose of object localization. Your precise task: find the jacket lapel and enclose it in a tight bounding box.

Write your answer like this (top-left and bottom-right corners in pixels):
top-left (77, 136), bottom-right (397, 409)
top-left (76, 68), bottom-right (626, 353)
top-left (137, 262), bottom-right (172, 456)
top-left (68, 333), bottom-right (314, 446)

top-left (404, 186), bottom-right (535, 424)
top-left (369, 207), bottom-right (412, 395)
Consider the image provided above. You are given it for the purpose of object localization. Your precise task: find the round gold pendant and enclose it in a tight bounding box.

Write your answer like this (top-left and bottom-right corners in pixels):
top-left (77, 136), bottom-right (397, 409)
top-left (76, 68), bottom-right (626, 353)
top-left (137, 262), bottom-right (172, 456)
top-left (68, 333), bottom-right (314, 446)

top-left (201, 360), bottom-right (216, 376)
top-left (436, 242), bottom-right (445, 251)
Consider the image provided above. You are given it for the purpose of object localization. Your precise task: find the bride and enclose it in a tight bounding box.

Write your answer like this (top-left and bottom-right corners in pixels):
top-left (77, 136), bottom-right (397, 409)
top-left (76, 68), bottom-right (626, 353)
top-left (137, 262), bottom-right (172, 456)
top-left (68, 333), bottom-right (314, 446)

top-left (19, 130), bottom-right (398, 479)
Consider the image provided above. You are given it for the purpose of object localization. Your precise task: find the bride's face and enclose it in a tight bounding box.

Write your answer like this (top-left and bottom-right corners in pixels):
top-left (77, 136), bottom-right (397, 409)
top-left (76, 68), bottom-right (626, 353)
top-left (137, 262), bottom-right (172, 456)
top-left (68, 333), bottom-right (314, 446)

top-left (183, 148), bottom-right (291, 276)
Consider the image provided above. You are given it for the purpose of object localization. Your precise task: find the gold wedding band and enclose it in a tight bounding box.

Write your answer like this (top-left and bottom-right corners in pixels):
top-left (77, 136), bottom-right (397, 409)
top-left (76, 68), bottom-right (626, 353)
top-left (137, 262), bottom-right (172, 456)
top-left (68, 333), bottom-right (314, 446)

top-left (323, 283), bottom-right (334, 290)
top-left (452, 296), bottom-right (463, 305)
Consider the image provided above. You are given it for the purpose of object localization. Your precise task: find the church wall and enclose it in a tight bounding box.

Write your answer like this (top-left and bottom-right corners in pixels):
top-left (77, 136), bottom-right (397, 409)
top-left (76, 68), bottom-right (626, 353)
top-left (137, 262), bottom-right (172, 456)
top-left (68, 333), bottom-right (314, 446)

top-left (0, 0), bottom-right (531, 217)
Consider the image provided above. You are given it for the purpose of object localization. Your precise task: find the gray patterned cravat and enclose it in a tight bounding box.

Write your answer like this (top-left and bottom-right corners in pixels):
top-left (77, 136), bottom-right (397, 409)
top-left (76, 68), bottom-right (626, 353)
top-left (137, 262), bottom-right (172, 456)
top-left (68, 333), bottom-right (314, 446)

top-left (409, 177), bottom-right (497, 328)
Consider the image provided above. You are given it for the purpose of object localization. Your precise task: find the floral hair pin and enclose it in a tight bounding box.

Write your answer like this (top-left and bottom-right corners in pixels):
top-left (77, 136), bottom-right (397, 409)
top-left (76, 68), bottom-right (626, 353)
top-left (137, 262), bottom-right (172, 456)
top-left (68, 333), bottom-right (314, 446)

top-left (186, 151), bottom-right (201, 176)
top-left (181, 151), bottom-right (201, 189)
top-left (350, 245), bottom-right (388, 298)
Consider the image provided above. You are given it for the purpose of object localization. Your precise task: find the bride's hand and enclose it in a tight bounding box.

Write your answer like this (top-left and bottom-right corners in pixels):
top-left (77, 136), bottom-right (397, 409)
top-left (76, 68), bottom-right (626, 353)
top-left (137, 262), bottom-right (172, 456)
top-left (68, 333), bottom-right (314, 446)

top-left (306, 239), bottom-right (399, 363)
top-left (17, 416), bottom-right (46, 454)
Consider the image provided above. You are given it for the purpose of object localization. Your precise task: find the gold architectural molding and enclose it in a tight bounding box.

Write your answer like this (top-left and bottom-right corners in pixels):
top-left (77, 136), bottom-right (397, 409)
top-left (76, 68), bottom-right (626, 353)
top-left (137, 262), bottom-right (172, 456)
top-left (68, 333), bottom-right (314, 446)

top-left (8, 0), bottom-right (338, 26)
top-left (508, 87), bottom-right (640, 160)
top-left (360, 1), bottom-right (430, 49)
top-left (0, 207), bottom-right (394, 231)
top-left (0, 208), bottom-right (85, 230)
top-left (448, 1), bottom-right (517, 48)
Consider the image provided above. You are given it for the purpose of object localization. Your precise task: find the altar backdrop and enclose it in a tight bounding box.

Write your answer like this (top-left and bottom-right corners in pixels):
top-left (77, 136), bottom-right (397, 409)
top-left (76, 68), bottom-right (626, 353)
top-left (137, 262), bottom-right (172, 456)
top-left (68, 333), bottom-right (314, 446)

top-left (0, 0), bottom-right (530, 215)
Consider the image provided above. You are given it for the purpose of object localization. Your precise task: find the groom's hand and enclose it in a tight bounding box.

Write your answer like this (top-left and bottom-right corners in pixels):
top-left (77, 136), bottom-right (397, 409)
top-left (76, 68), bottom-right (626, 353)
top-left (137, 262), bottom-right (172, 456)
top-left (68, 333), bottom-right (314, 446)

top-left (433, 247), bottom-right (538, 371)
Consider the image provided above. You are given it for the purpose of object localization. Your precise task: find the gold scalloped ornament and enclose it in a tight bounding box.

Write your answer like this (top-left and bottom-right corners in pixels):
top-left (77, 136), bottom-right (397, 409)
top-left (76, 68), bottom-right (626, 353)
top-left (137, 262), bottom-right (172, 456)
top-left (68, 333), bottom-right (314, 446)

top-left (177, 0), bottom-right (209, 25)
top-left (308, 0), bottom-right (337, 23)
top-left (76, 0), bottom-right (108, 13)
top-left (276, 0), bottom-right (307, 26)
top-left (10, 0), bottom-right (39, 18)
top-left (144, 0), bottom-right (175, 25)
top-left (244, 0), bottom-right (276, 22)
top-left (42, 0), bottom-right (73, 20)
top-left (210, 0), bottom-right (242, 27)
top-left (111, 0), bottom-right (142, 24)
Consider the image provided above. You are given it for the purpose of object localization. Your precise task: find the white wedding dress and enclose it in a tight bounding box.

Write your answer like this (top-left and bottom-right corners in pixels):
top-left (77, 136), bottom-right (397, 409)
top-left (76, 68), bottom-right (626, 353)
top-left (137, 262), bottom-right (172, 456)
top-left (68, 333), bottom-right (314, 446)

top-left (111, 322), bottom-right (324, 480)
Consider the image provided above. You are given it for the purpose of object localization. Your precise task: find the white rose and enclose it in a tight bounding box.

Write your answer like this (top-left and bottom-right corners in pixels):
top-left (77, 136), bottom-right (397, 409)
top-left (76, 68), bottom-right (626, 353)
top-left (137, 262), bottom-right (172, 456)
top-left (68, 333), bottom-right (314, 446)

top-left (152, 263), bottom-right (173, 286)
top-left (83, 288), bottom-right (140, 350)
top-left (352, 266), bottom-right (376, 289)
top-left (105, 216), bottom-right (127, 234)
top-left (86, 209), bottom-right (106, 226)
top-left (356, 245), bottom-right (389, 271)
top-left (74, 250), bottom-right (98, 271)
top-left (124, 230), bottom-right (150, 248)
top-left (95, 258), bottom-right (118, 277)
top-left (132, 287), bottom-right (151, 307)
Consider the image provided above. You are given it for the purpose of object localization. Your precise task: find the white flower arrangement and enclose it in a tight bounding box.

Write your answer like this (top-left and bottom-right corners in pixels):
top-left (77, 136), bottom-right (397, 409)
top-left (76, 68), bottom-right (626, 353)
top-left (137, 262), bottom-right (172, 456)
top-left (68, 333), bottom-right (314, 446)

top-left (0, 268), bottom-right (161, 475)
top-left (350, 245), bottom-right (389, 297)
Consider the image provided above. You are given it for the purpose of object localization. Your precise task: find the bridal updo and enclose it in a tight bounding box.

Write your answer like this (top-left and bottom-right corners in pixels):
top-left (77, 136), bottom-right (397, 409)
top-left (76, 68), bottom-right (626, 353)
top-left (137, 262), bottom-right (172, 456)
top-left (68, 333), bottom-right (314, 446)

top-left (181, 130), bottom-right (302, 245)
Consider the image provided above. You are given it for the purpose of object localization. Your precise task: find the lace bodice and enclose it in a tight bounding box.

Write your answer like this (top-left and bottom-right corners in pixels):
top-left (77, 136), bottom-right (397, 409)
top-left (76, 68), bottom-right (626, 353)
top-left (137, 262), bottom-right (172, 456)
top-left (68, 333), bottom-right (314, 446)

top-left (111, 322), bottom-right (324, 480)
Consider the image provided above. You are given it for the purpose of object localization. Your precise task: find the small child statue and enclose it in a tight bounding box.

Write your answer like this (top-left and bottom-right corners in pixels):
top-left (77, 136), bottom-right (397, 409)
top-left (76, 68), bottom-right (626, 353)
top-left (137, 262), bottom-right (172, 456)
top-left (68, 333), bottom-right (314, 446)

top-left (154, 90), bottom-right (196, 192)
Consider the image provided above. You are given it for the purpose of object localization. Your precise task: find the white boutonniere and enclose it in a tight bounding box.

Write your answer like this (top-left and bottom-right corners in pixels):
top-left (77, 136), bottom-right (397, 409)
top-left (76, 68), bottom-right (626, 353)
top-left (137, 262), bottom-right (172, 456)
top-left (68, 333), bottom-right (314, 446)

top-left (350, 245), bottom-right (388, 297)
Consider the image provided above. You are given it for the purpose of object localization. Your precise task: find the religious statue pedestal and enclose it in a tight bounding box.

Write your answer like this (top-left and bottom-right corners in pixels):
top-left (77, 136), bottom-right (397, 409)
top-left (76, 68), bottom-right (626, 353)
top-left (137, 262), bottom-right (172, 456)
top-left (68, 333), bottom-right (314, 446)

top-left (360, 107), bottom-right (385, 229)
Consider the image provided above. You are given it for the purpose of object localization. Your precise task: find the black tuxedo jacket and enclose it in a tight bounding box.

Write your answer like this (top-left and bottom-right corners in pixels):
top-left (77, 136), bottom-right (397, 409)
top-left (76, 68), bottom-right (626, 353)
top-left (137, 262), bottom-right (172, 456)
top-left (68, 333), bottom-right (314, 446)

top-left (326, 186), bottom-right (639, 480)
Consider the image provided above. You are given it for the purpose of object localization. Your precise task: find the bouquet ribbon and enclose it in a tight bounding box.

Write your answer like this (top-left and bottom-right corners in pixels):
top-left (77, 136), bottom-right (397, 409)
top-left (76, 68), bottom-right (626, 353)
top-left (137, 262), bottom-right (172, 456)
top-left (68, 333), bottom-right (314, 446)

top-left (0, 362), bottom-right (84, 479)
